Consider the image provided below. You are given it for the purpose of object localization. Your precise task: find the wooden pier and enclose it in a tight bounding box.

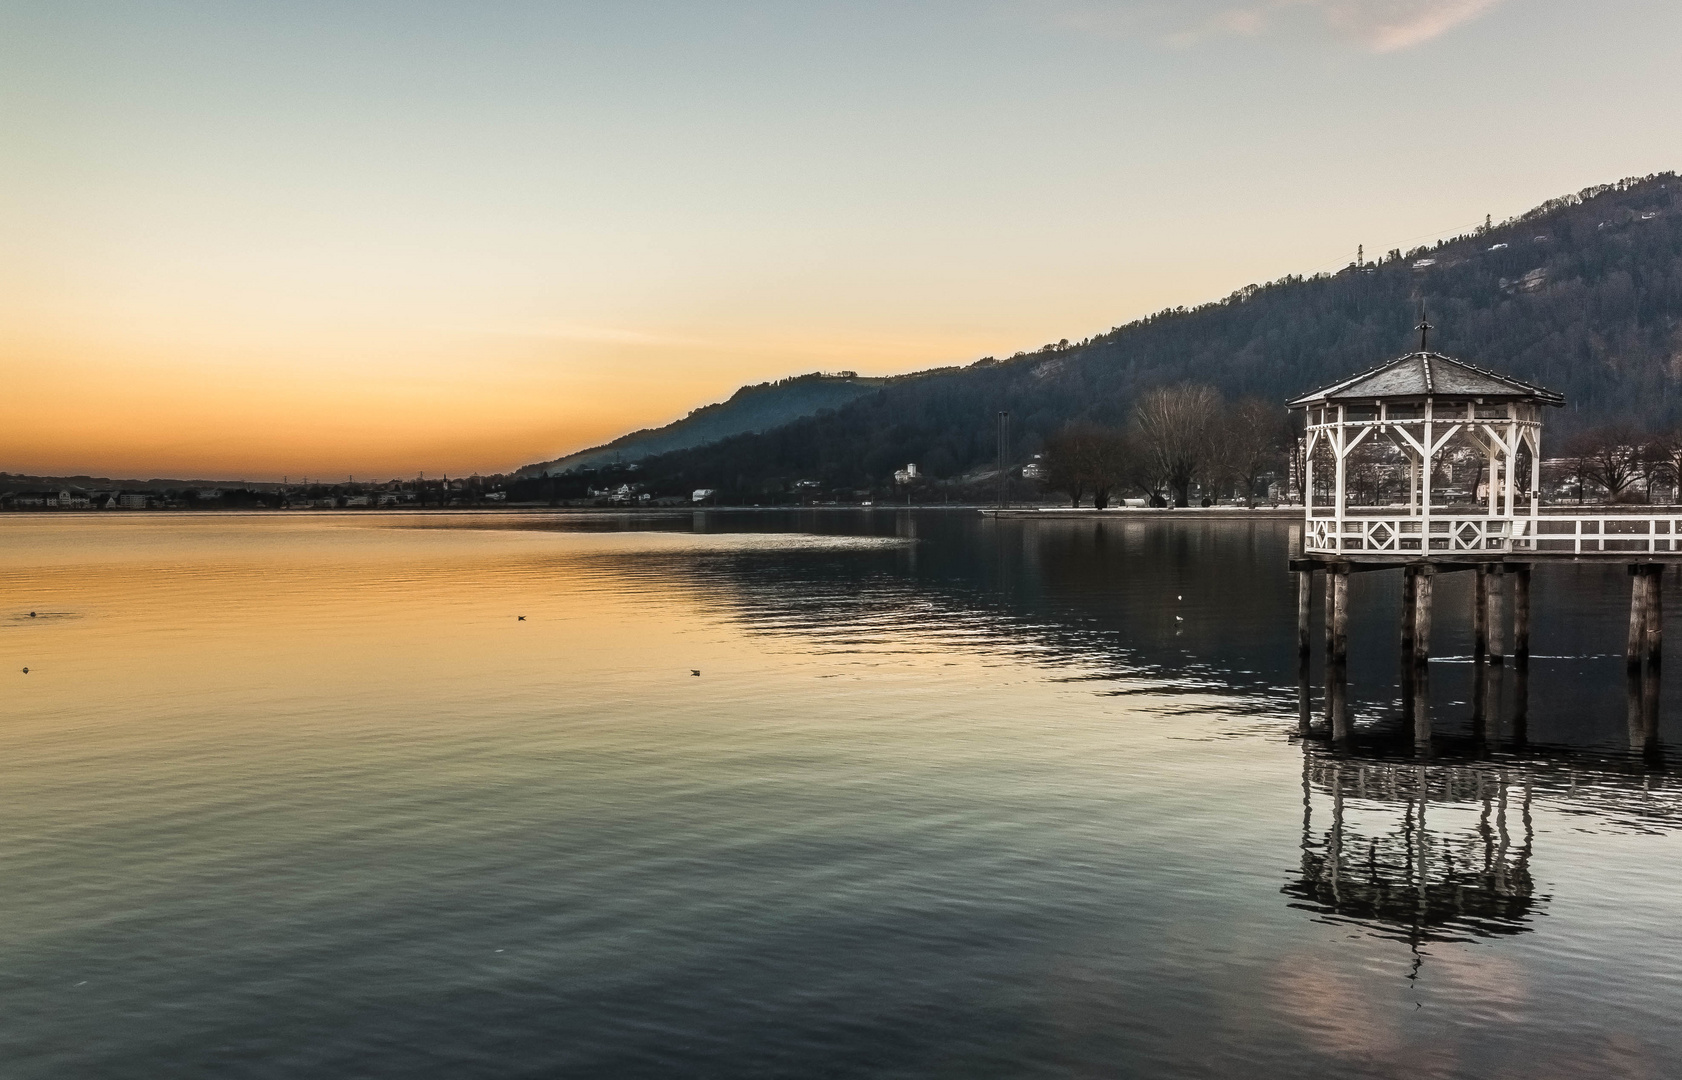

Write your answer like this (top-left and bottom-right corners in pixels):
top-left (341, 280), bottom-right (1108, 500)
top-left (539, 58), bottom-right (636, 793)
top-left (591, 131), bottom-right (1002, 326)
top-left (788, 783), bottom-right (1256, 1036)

top-left (1288, 337), bottom-right (1669, 749)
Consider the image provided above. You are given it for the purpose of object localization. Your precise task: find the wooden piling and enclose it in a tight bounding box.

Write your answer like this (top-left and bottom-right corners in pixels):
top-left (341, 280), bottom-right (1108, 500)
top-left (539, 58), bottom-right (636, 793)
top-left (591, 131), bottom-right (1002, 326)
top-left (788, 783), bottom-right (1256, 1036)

top-left (1411, 565), bottom-right (1434, 753)
top-left (1323, 563), bottom-right (1336, 723)
top-left (1400, 566), bottom-right (1418, 666)
top-left (1510, 563), bottom-right (1531, 670)
top-left (1414, 565), bottom-right (1434, 670)
top-left (1296, 568), bottom-right (1313, 736)
top-left (1400, 565), bottom-right (1418, 715)
top-left (1474, 564), bottom-right (1490, 665)
top-left (1472, 637), bottom-right (1489, 735)
top-left (1487, 564), bottom-right (1505, 664)
top-left (1644, 564), bottom-right (1663, 675)
top-left (1324, 565), bottom-right (1337, 669)
top-left (1330, 565), bottom-right (1349, 674)
top-left (1297, 663), bottom-right (1312, 736)
top-left (1628, 663), bottom-right (1648, 750)
top-left (1297, 569), bottom-right (1313, 667)
top-left (1627, 564), bottom-right (1650, 676)
top-left (1643, 565), bottom-right (1663, 749)
top-left (1510, 562), bottom-right (1531, 744)
top-left (1513, 661), bottom-right (1529, 747)
top-left (1413, 673), bottom-right (1432, 752)
top-left (1329, 564), bottom-right (1350, 741)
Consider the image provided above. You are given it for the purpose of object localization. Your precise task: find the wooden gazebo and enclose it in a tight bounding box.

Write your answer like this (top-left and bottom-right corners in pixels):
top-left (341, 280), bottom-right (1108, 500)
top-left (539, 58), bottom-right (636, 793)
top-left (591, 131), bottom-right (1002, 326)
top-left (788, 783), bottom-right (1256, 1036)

top-left (1288, 337), bottom-right (1563, 558)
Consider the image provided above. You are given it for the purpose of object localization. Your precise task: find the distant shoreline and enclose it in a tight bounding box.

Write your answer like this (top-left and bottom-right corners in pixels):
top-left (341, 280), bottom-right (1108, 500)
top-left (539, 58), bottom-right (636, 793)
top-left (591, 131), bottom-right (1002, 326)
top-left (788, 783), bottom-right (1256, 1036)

top-left (983, 506), bottom-right (1300, 519)
top-left (5, 504), bottom-right (1666, 520)
top-left (0, 503), bottom-right (1304, 518)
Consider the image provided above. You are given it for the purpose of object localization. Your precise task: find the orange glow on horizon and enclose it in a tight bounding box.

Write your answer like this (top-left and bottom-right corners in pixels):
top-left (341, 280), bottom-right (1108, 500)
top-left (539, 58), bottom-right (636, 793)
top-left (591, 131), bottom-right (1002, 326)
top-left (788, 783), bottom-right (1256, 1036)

top-left (1, 314), bottom-right (1007, 480)
top-left (9, 0), bottom-right (1677, 480)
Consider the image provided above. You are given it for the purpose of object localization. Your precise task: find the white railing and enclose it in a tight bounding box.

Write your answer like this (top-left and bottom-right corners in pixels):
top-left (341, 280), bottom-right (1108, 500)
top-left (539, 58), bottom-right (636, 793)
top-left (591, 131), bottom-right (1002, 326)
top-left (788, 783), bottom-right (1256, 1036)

top-left (1304, 514), bottom-right (1682, 556)
top-left (1528, 515), bottom-right (1682, 555)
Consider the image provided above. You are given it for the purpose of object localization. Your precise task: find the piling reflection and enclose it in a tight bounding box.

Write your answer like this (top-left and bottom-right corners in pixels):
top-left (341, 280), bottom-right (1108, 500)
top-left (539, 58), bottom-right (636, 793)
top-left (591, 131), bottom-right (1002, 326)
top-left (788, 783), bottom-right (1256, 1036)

top-left (1289, 725), bottom-right (1682, 943)
top-left (1288, 748), bottom-right (1538, 942)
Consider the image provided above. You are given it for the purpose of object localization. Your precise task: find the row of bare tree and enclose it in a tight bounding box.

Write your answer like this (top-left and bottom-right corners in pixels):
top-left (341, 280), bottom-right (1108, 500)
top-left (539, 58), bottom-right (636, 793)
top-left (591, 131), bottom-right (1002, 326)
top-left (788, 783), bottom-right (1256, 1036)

top-left (1555, 427), bottom-right (1682, 503)
top-left (1038, 384), bottom-right (1289, 508)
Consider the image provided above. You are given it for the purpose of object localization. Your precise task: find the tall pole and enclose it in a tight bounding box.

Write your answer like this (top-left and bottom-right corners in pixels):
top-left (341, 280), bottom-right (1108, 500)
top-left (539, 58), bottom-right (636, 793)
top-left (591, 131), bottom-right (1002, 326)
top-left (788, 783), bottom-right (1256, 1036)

top-left (997, 410), bottom-right (1010, 510)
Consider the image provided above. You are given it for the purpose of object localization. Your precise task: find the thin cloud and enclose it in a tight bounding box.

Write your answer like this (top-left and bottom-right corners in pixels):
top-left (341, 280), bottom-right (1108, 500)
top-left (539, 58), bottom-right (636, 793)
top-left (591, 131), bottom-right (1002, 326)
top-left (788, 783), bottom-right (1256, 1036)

top-left (1043, 0), bottom-right (1507, 52)
top-left (1330, 0), bottom-right (1506, 52)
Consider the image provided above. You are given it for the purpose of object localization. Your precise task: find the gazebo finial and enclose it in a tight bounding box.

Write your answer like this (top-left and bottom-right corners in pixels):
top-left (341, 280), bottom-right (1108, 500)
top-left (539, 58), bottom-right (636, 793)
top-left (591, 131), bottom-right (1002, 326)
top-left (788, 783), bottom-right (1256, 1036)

top-left (1416, 305), bottom-right (1433, 351)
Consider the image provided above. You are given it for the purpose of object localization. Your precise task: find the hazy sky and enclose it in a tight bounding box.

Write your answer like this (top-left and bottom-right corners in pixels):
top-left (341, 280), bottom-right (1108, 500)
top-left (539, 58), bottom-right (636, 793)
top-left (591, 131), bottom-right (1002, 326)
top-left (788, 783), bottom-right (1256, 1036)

top-left (4, 1), bottom-right (1679, 479)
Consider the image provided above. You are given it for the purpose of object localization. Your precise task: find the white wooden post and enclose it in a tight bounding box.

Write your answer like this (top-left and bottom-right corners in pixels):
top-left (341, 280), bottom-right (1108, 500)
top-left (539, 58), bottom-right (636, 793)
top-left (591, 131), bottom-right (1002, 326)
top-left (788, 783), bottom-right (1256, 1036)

top-left (1422, 399), bottom-right (1434, 548)
top-left (1513, 412), bottom-right (1527, 518)
top-left (1493, 434), bottom-right (1507, 518)
top-left (1334, 405), bottom-right (1346, 543)
top-left (1304, 424), bottom-right (1315, 517)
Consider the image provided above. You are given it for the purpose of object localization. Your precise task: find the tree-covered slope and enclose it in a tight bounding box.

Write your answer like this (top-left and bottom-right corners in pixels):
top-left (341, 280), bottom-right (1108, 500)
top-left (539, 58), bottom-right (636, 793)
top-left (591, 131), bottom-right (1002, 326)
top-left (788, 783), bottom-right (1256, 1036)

top-left (614, 173), bottom-right (1682, 495)
top-left (516, 372), bottom-right (890, 477)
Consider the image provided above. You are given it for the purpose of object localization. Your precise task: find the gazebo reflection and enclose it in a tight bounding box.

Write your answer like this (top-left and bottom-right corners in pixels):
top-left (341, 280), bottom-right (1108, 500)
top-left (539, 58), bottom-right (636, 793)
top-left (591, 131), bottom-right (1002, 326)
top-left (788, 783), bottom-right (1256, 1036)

top-left (1288, 727), bottom-right (1682, 944)
top-left (1287, 747), bottom-right (1537, 942)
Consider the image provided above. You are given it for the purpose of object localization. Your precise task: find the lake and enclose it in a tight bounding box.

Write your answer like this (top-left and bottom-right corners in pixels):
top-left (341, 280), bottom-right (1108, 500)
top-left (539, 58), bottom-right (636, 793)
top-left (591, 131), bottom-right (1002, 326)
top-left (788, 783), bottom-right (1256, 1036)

top-left (3, 510), bottom-right (1680, 1078)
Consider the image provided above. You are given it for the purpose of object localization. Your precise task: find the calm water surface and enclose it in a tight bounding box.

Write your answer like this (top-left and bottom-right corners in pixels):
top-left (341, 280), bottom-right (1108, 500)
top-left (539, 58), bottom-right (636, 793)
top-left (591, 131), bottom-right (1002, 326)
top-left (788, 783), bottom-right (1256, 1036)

top-left (3, 511), bottom-right (1681, 1078)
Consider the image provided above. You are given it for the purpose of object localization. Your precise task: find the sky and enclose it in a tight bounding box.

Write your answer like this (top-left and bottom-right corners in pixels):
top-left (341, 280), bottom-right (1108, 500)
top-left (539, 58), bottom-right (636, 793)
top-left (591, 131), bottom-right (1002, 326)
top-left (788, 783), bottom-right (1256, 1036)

top-left (3, 0), bottom-right (1680, 481)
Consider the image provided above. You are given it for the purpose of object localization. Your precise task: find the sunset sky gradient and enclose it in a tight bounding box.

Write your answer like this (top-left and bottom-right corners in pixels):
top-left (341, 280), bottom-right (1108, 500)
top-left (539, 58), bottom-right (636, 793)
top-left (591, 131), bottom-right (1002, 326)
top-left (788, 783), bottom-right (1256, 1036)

top-left (4, 0), bottom-right (1679, 479)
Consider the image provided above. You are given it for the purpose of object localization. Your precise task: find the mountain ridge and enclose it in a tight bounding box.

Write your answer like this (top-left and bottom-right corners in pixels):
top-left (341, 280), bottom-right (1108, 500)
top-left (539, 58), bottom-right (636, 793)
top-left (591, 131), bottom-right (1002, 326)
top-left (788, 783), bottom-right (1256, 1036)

top-left (516, 371), bottom-right (896, 478)
top-left (579, 171), bottom-right (1682, 497)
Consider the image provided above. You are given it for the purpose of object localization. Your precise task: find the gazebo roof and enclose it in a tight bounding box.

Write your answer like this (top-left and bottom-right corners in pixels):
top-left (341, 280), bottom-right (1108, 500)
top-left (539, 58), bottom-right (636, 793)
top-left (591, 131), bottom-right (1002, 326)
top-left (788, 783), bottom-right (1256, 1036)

top-left (1288, 352), bottom-right (1565, 408)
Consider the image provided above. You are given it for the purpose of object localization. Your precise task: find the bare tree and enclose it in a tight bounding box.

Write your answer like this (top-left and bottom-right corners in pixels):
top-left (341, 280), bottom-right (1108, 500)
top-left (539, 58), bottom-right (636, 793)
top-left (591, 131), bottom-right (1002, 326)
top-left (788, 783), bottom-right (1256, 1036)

top-left (1088, 428), bottom-right (1136, 509)
top-left (1286, 412), bottom-right (1307, 505)
top-left (1645, 432), bottom-right (1682, 504)
top-left (1559, 430), bottom-right (1597, 504)
top-left (1577, 425), bottom-right (1645, 500)
top-left (1041, 425), bottom-right (1095, 507)
top-left (1133, 383), bottom-right (1222, 508)
top-left (1218, 397), bottom-right (1286, 507)
top-left (1042, 423), bottom-right (1135, 508)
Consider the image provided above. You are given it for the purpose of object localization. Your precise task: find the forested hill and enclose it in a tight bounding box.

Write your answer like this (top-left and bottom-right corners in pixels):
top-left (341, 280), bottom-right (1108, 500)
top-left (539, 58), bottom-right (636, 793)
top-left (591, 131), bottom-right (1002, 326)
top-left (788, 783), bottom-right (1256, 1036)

top-left (517, 372), bottom-right (887, 477)
top-left (601, 172), bottom-right (1682, 495)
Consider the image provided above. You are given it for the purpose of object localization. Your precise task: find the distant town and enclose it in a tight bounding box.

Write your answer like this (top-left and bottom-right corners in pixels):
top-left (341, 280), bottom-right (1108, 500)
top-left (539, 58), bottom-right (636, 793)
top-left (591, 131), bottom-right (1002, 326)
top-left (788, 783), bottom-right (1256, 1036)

top-left (3, 422), bottom-right (1673, 514)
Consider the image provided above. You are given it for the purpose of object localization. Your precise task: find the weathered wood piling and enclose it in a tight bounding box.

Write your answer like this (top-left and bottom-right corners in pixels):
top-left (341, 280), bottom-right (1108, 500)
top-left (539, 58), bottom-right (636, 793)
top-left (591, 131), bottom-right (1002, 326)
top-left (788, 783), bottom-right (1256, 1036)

top-left (1510, 563), bottom-right (1531, 670)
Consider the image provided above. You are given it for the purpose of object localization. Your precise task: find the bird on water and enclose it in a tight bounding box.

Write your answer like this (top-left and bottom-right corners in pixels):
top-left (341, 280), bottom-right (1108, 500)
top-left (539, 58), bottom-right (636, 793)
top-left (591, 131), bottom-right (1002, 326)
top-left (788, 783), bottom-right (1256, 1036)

top-left (691, 670), bottom-right (701, 676)
top-left (517, 615), bottom-right (526, 621)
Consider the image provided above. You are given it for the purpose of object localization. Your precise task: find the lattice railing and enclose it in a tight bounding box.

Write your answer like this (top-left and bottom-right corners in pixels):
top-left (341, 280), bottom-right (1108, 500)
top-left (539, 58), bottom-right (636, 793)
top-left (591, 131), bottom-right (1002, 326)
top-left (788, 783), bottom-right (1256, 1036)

top-left (1305, 516), bottom-right (1514, 554)
top-left (1305, 514), bottom-right (1682, 556)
